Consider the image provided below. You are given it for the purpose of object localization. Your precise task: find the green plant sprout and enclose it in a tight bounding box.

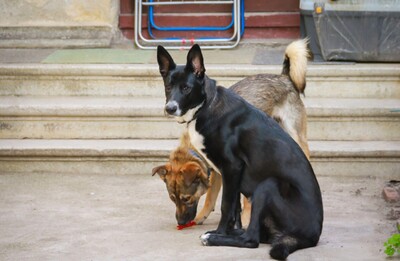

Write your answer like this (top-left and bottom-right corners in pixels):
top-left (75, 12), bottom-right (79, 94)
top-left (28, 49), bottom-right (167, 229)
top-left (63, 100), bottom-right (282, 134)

top-left (384, 232), bottom-right (400, 257)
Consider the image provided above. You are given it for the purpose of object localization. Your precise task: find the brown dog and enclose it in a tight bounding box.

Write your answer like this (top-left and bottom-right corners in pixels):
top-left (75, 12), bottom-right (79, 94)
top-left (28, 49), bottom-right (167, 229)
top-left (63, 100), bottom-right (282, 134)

top-left (152, 39), bottom-right (310, 227)
top-left (152, 131), bottom-right (222, 226)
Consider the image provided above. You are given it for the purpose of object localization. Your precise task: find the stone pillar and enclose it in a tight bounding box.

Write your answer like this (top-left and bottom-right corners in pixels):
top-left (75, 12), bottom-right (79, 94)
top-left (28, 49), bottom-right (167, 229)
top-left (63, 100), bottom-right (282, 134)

top-left (0, 0), bottom-right (120, 48)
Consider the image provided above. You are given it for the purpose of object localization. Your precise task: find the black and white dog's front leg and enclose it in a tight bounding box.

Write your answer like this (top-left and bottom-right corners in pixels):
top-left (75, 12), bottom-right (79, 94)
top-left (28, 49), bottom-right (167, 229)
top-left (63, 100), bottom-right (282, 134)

top-left (201, 164), bottom-right (242, 238)
top-left (200, 233), bottom-right (258, 248)
top-left (200, 179), bottom-right (285, 249)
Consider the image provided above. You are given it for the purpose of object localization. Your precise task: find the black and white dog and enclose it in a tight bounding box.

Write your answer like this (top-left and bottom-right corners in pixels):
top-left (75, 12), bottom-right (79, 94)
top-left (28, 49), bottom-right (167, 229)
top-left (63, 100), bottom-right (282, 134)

top-left (157, 44), bottom-right (323, 260)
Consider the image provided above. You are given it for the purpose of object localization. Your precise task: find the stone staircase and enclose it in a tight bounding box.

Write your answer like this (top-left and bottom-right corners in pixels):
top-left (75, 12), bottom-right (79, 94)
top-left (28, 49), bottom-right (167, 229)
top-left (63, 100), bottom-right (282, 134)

top-left (0, 63), bottom-right (399, 177)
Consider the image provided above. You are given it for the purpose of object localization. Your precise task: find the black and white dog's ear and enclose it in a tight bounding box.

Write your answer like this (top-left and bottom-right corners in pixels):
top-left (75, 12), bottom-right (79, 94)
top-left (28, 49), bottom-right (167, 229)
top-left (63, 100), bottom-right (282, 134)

top-left (186, 44), bottom-right (205, 78)
top-left (157, 46), bottom-right (176, 77)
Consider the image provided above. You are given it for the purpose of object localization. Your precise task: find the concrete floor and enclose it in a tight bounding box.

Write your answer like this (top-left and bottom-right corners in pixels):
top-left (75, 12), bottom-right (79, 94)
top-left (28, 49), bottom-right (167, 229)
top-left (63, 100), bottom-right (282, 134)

top-left (0, 172), bottom-right (397, 261)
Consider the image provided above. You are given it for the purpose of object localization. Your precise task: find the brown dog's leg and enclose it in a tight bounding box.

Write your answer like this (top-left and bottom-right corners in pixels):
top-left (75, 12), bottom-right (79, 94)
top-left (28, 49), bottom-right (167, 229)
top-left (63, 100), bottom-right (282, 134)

top-left (290, 132), bottom-right (310, 160)
top-left (195, 171), bottom-right (222, 224)
top-left (241, 197), bottom-right (251, 228)
top-left (281, 116), bottom-right (310, 160)
top-left (296, 112), bottom-right (310, 160)
top-left (298, 135), bottom-right (310, 160)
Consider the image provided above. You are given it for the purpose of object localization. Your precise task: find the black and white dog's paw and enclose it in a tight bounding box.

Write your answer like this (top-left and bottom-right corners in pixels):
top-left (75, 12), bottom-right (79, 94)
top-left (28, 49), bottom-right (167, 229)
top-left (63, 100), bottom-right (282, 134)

top-left (200, 233), bottom-right (211, 246)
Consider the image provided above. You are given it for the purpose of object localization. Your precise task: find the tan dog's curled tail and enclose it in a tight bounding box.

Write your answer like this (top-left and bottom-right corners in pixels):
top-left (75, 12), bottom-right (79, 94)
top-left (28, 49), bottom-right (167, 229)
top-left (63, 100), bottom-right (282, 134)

top-left (281, 38), bottom-right (310, 94)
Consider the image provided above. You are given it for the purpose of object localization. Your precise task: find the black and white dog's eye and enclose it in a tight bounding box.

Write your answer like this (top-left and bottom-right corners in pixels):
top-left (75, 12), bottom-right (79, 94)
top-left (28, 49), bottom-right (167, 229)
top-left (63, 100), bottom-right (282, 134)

top-left (182, 85), bottom-right (191, 94)
top-left (165, 85), bottom-right (172, 93)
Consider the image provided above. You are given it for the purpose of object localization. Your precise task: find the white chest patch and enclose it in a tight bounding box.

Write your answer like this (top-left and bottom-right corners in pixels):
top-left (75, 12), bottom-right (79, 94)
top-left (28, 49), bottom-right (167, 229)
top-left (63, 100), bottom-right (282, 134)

top-left (187, 120), bottom-right (221, 174)
top-left (175, 102), bottom-right (203, 124)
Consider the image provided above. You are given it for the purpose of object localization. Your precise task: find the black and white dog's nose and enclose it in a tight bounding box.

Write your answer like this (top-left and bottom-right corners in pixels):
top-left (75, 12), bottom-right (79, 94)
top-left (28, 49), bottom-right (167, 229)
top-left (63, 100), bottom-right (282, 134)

top-left (165, 101), bottom-right (178, 115)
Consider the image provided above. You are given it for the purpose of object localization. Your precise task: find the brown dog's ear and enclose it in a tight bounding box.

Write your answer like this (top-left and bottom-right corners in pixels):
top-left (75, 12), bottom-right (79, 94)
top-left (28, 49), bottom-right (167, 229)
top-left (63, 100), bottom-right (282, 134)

top-left (186, 44), bottom-right (205, 78)
top-left (157, 45), bottom-right (176, 77)
top-left (152, 164), bottom-right (168, 182)
top-left (181, 162), bottom-right (202, 187)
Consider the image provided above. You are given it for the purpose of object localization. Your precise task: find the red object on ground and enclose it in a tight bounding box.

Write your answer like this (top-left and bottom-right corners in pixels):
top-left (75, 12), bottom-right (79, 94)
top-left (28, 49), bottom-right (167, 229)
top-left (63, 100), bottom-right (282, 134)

top-left (177, 221), bottom-right (196, 230)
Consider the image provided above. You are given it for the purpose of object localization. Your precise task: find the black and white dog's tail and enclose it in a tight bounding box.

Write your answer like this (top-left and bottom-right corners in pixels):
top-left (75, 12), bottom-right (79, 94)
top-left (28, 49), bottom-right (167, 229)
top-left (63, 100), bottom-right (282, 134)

top-left (281, 39), bottom-right (310, 94)
top-left (270, 234), bottom-right (318, 260)
top-left (269, 235), bottom-right (299, 260)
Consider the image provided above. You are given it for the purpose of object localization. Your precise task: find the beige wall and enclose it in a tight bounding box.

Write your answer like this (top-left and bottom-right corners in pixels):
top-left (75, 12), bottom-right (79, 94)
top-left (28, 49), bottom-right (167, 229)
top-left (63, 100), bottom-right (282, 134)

top-left (0, 0), bottom-right (119, 28)
top-left (0, 0), bottom-right (120, 47)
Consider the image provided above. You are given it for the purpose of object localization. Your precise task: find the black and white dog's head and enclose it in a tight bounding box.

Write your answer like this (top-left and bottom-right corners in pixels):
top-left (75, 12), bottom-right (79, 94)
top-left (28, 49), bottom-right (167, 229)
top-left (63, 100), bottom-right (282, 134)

top-left (157, 44), bottom-right (207, 123)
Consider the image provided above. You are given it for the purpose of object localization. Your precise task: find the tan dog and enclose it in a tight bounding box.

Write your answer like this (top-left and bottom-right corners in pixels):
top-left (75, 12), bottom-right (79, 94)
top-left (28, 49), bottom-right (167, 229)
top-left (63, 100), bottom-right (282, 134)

top-left (152, 39), bottom-right (310, 227)
top-left (152, 131), bottom-right (222, 226)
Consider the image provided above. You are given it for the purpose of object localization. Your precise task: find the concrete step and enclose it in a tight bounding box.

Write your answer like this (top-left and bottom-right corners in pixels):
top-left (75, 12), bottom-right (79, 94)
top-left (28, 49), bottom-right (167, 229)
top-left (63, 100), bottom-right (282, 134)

top-left (0, 96), bottom-right (399, 141)
top-left (304, 98), bottom-right (400, 141)
top-left (0, 96), bottom-right (183, 139)
top-left (0, 139), bottom-right (398, 178)
top-left (1, 63), bottom-right (399, 98)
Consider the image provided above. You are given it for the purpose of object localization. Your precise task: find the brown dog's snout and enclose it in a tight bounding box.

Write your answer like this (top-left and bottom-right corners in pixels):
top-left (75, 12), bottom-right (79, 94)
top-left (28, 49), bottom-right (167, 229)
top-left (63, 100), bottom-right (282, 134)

top-left (176, 202), bottom-right (198, 225)
top-left (176, 212), bottom-right (191, 226)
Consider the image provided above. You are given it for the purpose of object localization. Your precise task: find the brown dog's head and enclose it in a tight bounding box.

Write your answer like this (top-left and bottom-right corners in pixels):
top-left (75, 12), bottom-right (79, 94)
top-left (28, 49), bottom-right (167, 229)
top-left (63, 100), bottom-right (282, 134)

top-left (152, 159), bottom-right (210, 225)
